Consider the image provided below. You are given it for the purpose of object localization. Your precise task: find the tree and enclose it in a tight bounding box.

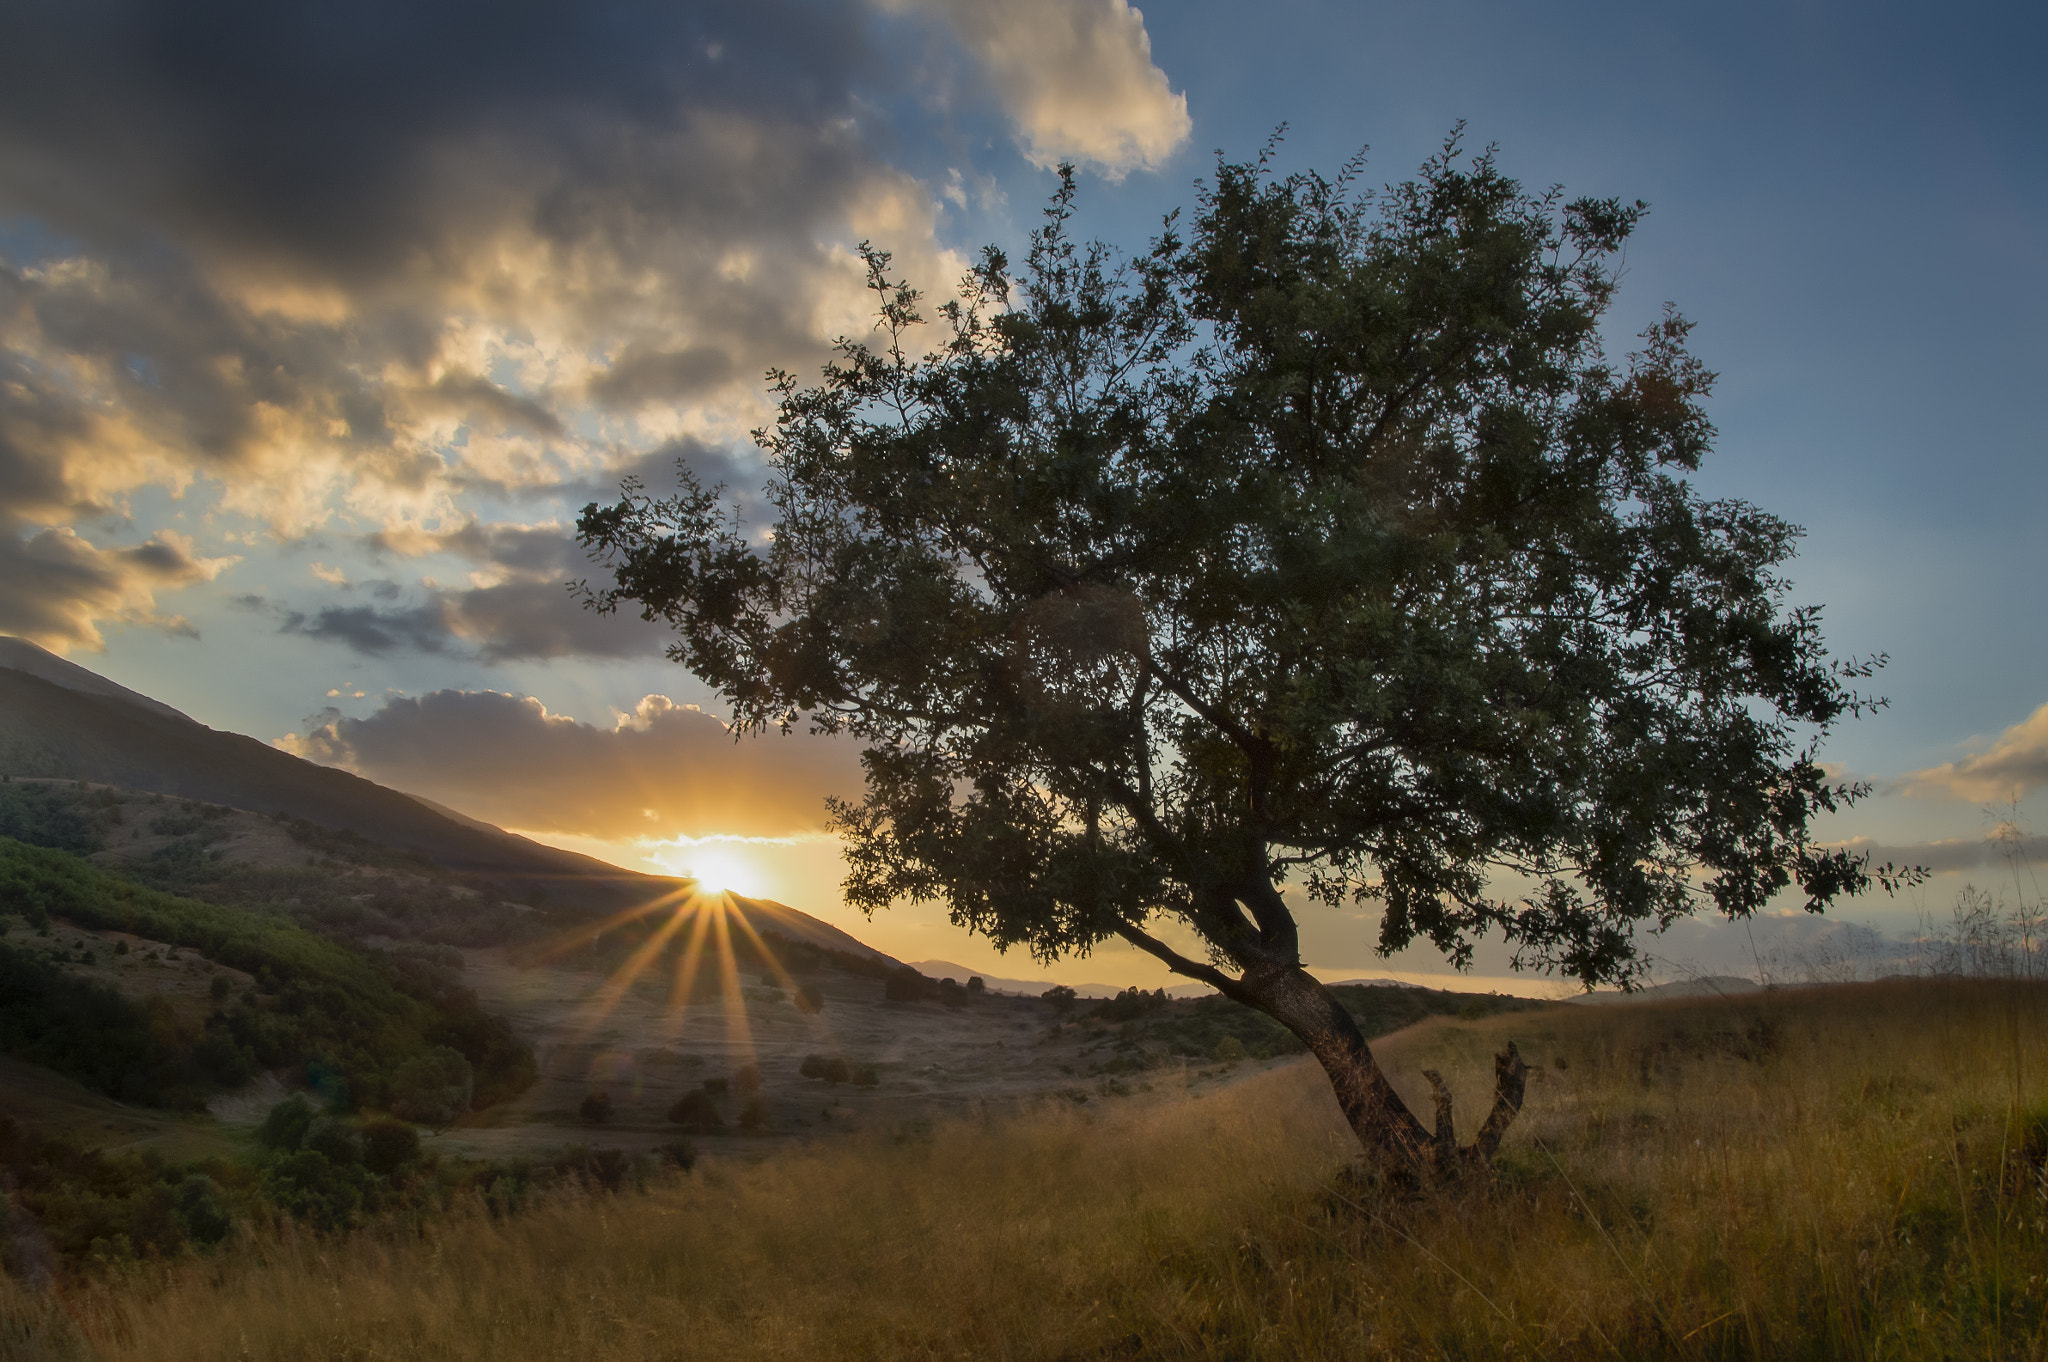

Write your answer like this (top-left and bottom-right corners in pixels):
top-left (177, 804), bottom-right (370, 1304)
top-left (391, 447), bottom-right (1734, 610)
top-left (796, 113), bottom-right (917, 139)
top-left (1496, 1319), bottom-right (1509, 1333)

top-left (389, 1046), bottom-right (473, 1128)
top-left (577, 134), bottom-right (1912, 1178)
top-left (667, 1089), bottom-right (723, 1127)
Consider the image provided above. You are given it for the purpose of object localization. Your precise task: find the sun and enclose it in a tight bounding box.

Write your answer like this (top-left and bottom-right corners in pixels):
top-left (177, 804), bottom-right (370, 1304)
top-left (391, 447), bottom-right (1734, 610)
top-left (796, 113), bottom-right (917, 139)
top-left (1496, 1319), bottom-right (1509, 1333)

top-left (681, 847), bottom-right (765, 898)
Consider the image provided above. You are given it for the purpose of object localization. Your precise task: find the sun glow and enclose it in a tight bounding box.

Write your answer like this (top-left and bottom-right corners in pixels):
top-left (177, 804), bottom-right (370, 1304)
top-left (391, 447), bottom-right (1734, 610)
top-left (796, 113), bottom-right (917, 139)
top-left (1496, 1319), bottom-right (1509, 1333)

top-left (671, 846), bottom-right (766, 898)
top-left (546, 867), bottom-right (825, 1071)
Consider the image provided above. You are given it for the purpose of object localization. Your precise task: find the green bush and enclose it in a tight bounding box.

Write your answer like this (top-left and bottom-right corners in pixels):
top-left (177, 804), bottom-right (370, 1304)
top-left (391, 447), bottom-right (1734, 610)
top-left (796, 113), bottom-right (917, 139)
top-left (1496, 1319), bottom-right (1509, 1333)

top-left (303, 1116), bottom-right (365, 1166)
top-left (259, 1095), bottom-right (316, 1152)
top-left (263, 1149), bottom-right (370, 1232)
top-left (389, 1046), bottom-right (473, 1126)
top-left (360, 1118), bottom-right (420, 1175)
top-left (174, 1174), bottom-right (231, 1246)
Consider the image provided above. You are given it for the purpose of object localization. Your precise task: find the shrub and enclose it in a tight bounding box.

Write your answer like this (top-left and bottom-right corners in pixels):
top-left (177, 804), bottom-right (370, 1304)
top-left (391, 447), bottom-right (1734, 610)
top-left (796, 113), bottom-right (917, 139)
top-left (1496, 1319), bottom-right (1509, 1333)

top-left (1041, 984), bottom-right (1078, 1013)
top-left (302, 1116), bottom-right (365, 1166)
top-left (851, 1064), bottom-right (880, 1088)
top-left (175, 1174), bottom-right (231, 1246)
top-left (733, 1063), bottom-right (761, 1097)
top-left (263, 1149), bottom-right (369, 1232)
top-left (1212, 1036), bottom-right (1245, 1063)
top-left (737, 1095), bottom-right (768, 1129)
top-left (1093, 987), bottom-right (1169, 1023)
top-left (794, 983), bottom-right (825, 1014)
top-left (823, 1057), bottom-right (850, 1085)
top-left (666, 1090), bottom-right (722, 1127)
top-left (884, 969), bottom-right (927, 1002)
top-left (579, 1090), bottom-right (613, 1124)
top-left (966, 976), bottom-right (985, 994)
top-left (800, 1054), bottom-right (828, 1080)
top-left (258, 1095), bottom-right (316, 1152)
top-left (360, 1118), bottom-right (420, 1175)
top-left (702, 1076), bottom-right (729, 1095)
top-left (390, 1046), bottom-right (473, 1126)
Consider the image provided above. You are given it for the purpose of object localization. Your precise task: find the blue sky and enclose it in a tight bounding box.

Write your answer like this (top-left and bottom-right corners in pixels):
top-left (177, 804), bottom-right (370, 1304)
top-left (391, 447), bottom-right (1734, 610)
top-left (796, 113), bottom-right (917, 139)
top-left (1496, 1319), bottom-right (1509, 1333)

top-left (1, 0), bottom-right (2041, 986)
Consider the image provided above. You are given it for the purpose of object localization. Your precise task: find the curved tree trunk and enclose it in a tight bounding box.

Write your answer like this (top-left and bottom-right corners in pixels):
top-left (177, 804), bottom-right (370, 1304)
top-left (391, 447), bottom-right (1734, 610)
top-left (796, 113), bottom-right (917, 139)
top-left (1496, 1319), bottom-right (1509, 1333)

top-left (1232, 963), bottom-right (1530, 1180)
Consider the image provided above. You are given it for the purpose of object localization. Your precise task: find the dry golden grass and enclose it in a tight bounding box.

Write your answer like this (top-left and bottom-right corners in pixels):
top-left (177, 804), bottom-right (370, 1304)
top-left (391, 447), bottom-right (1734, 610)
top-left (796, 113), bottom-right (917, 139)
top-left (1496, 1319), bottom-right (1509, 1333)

top-left (10, 978), bottom-right (2048, 1360)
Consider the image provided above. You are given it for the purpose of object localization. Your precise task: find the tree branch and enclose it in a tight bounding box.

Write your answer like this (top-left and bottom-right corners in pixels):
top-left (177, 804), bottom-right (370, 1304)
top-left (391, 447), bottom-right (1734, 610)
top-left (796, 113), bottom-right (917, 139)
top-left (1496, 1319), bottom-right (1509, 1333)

top-left (1110, 921), bottom-right (1247, 1002)
top-left (1148, 657), bottom-right (1260, 754)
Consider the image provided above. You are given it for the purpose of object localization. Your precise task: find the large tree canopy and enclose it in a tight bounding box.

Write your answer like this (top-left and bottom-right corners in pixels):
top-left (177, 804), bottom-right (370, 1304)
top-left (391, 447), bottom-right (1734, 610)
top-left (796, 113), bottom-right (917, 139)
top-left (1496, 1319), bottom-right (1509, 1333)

top-left (578, 135), bottom-right (1907, 1172)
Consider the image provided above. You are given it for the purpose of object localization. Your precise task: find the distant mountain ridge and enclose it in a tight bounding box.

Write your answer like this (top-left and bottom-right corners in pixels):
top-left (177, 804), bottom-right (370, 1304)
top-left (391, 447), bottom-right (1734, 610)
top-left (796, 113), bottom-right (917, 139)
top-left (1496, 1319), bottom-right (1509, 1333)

top-left (0, 637), bottom-right (891, 964)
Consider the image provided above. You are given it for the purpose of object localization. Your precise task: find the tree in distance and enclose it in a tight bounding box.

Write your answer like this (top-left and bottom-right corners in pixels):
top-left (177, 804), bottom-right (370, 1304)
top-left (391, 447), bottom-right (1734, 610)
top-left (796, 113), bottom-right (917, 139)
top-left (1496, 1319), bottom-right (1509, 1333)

top-left (579, 1090), bottom-right (614, 1125)
top-left (667, 1089), bottom-right (723, 1127)
top-left (794, 981), bottom-right (825, 1014)
top-left (578, 132), bottom-right (1916, 1178)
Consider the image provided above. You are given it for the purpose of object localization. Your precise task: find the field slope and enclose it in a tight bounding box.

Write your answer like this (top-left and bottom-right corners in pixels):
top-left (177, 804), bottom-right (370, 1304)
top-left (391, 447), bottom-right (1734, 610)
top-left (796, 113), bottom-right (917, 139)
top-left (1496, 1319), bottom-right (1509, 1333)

top-left (11, 978), bottom-right (2048, 1361)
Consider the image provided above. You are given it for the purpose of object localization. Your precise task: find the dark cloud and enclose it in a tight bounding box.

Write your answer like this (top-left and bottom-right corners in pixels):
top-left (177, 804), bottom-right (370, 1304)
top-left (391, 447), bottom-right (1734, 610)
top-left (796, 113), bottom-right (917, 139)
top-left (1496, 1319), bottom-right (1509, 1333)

top-left (281, 602), bottom-right (454, 656)
top-left (0, 1), bottom-right (882, 282)
top-left (278, 576), bottom-right (667, 662)
top-left (446, 579), bottom-right (669, 661)
top-left (419, 373), bottom-right (565, 440)
top-left (1841, 833), bottom-right (2048, 878)
top-left (0, 0), bottom-right (1184, 650)
top-left (282, 688), bottom-right (863, 837)
top-left (0, 526), bottom-right (235, 649)
top-left (584, 345), bottom-right (738, 408)
top-left (0, 0), bottom-right (923, 544)
top-left (363, 520), bottom-right (580, 575)
top-left (551, 438), bottom-right (770, 525)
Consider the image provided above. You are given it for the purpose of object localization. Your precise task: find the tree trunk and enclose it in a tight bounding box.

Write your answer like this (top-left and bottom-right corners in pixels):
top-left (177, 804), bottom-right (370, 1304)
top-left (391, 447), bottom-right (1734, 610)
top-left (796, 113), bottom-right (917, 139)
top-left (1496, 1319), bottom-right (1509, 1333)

top-left (1231, 963), bottom-right (1529, 1180)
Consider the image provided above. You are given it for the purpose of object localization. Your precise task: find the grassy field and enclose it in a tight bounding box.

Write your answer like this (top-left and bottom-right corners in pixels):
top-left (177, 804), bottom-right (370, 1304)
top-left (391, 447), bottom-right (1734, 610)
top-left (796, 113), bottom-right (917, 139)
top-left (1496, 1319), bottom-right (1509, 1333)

top-left (8, 977), bottom-right (2048, 1360)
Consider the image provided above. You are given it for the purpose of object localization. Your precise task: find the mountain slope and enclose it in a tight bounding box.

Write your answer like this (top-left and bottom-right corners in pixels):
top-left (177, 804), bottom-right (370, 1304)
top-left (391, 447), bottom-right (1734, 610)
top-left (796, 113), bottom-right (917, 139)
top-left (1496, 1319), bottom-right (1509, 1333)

top-left (0, 642), bottom-right (891, 963)
top-left (0, 636), bottom-right (192, 723)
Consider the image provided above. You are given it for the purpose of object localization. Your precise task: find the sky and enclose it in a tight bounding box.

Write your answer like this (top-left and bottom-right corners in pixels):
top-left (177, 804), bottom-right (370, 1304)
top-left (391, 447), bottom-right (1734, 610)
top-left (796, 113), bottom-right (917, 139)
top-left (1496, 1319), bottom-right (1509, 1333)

top-left (2, 0), bottom-right (2042, 991)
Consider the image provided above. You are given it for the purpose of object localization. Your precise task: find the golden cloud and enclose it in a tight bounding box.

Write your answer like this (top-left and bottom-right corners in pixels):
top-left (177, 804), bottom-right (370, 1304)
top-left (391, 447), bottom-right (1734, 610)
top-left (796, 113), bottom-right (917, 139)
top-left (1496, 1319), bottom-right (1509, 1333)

top-left (1901, 702), bottom-right (2048, 803)
top-left (892, 0), bottom-right (1192, 176)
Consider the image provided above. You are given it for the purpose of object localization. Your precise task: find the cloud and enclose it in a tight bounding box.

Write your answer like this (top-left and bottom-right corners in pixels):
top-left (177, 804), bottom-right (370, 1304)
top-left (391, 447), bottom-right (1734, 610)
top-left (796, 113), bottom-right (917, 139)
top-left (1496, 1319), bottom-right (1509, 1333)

top-left (0, 525), bottom-right (239, 650)
top-left (0, 0), bottom-right (1193, 652)
top-left (1900, 703), bottom-right (2048, 803)
top-left (280, 689), bottom-right (864, 838)
top-left (278, 575), bottom-right (670, 662)
top-left (891, 0), bottom-right (1191, 176)
top-left (1822, 831), bottom-right (2048, 877)
top-left (0, 0), bottom-right (975, 646)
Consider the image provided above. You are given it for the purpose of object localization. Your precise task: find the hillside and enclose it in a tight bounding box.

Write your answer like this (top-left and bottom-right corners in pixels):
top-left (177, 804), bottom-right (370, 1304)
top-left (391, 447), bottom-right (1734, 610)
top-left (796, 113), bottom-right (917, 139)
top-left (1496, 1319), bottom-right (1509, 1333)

top-left (11, 978), bottom-right (2046, 1358)
top-left (0, 639), bottom-right (886, 964)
